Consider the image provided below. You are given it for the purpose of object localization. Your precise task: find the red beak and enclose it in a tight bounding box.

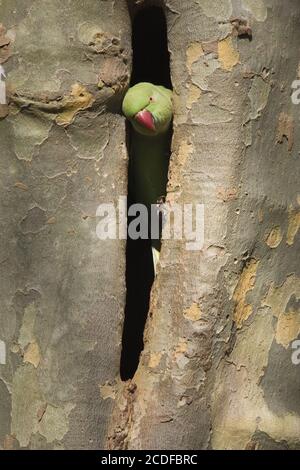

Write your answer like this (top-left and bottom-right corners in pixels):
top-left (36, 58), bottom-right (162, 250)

top-left (135, 110), bottom-right (155, 131)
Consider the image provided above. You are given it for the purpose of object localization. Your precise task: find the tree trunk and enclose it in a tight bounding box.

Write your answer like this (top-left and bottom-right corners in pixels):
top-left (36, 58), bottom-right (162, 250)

top-left (108, 0), bottom-right (300, 450)
top-left (1, 0), bottom-right (300, 451)
top-left (0, 0), bottom-right (130, 450)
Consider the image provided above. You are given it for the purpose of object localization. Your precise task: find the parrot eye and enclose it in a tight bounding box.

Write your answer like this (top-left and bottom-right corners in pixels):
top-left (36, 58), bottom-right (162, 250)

top-left (149, 97), bottom-right (153, 102)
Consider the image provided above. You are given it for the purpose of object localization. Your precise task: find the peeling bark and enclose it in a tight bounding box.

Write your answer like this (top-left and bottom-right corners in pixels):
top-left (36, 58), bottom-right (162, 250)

top-left (0, 0), bottom-right (130, 449)
top-left (1, 0), bottom-right (300, 451)
top-left (108, 0), bottom-right (300, 451)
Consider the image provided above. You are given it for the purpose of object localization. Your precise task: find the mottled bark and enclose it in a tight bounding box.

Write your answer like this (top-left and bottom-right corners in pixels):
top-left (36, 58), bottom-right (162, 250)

top-left (1, 0), bottom-right (300, 451)
top-left (0, 0), bottom-right (130, 449)
top-left (108, 0), bottom-right (300, 451)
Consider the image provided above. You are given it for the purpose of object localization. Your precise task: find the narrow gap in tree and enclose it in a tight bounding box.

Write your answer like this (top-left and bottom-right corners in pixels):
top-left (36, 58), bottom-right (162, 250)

top-left (120, 3), bottom-right (172, 381)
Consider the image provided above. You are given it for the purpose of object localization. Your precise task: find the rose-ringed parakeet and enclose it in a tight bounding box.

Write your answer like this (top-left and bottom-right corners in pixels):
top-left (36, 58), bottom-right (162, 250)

top-left (122, 82), bottom-right (173, 273)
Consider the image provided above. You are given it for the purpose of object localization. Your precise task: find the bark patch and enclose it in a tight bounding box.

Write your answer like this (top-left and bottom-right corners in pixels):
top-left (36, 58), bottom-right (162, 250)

top-left (11, 365), bottom-right (43, 447)
top-left (265, 226), bottom-right (283, 249)
top-left (38, 404), bottom-right (74, 443)
top-left (275, 311), bottom-right (300, 349)
top-left (186, 84), bottom-right (202, 109)
top-left (186, 42), bottom-right (204, 75)
top-left (56, 84), bottom-right (95, 126)
top-left (148, 352), bottom-right (163, 368)
top-left (218, 37), bottom-right (239, 72)
top-left (263, 275), bottom-right (300, 349)
top-left (233, 259), bottom-right (259, 328)
top-left (184, 303), bottom-right (202, 322)
top-left (23, 341), bottom-right (41, 369)
top-left (287, 208), bottom-right (300, 246)
top-left (276, 112), bottom-right (294, 152)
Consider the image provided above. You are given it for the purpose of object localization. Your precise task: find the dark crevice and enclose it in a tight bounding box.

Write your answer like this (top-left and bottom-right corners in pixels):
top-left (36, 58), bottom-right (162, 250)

top-left (120, 3), bottom-right (172, 381)
top-left (129, 4), bottom-right (172, 88)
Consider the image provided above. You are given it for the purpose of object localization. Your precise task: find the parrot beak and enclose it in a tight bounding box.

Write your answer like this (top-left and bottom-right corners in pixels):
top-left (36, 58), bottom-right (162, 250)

top-left (135, 110), bottom-right (156, 131)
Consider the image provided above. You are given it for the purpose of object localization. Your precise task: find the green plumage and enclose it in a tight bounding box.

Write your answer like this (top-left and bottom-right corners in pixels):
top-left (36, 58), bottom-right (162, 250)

top-left (122, 82), bottom-right (173, 254)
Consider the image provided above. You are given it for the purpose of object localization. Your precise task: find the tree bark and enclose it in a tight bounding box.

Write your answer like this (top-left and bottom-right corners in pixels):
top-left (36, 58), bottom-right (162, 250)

top-left (0, 0), bottom-right (130, 449)
top-left (108, 0), bottom-right (300, 451)
top-left (1, 0), bottom-right (300, 451)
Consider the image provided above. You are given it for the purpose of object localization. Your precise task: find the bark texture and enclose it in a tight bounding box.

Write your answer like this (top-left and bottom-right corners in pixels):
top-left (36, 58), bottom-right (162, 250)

top-left (0, 0), bottom-right (130, 449)
top-left (1, 0), bottom-right (300, 451)
top-left (108, 0), bottom-right (300, 450)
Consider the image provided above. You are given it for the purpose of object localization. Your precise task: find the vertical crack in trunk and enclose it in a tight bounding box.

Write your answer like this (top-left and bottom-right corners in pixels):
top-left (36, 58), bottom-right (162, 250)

top-left (120, 2), bottom-right (172, 380)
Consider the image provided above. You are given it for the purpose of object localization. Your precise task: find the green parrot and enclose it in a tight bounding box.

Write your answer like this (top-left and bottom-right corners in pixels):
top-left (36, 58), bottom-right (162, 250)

top-left (122, 82), bottom-right (173, 273)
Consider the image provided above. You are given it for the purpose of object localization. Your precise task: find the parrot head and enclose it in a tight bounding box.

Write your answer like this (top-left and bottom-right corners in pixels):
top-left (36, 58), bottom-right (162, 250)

top-left (122, 82), bottom-right (173, 136)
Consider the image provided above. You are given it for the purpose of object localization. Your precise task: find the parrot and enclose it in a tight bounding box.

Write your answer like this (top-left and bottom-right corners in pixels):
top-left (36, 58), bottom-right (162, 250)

top-left (122, 82), bottom-right (173, 274)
